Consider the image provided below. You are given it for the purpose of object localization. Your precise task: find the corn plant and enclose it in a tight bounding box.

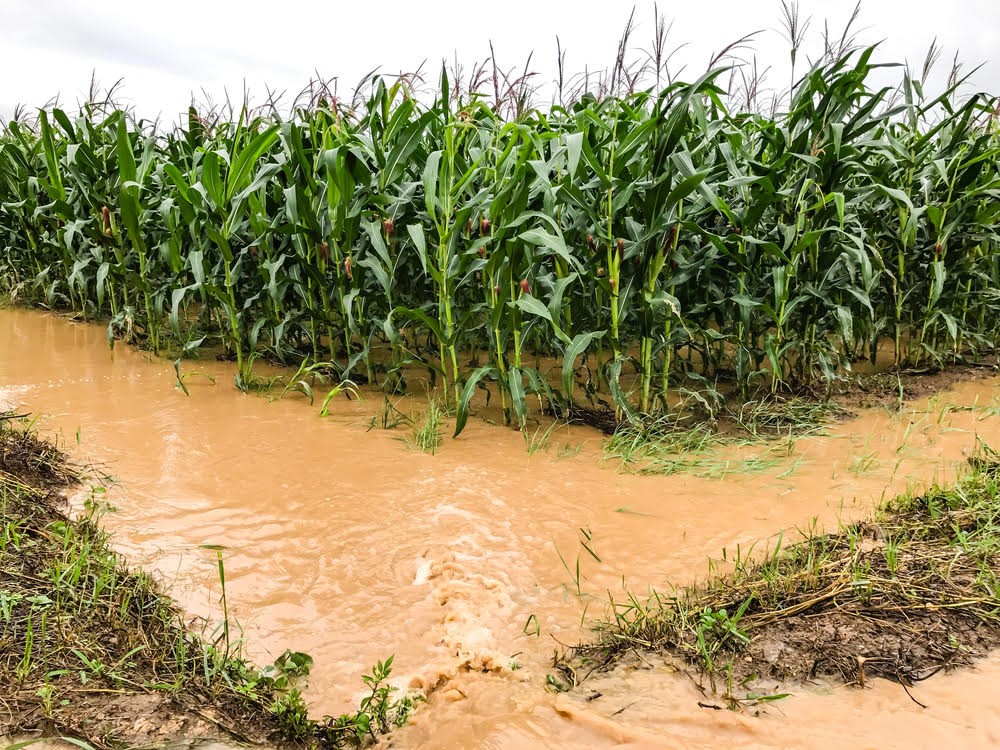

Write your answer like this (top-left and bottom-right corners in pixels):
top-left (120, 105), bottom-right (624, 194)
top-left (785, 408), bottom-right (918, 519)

top-left (1, 30), bottom-right (998, 434)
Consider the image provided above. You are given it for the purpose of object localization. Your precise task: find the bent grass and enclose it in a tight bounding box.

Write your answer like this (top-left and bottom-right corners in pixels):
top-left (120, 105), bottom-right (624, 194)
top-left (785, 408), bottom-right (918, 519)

top-left (404, 399), bottom-right (446, 455)
top-left (602, 411), bottom-right (797, 479)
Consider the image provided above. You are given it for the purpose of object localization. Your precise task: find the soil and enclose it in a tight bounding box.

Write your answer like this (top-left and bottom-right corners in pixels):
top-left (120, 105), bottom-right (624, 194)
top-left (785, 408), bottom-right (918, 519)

top-left (739, 607), bottom-right (989, 689)
top-left (8, 692), bottom-right (270, 749)
top-left (831, 362), bottom-right (1000, 410)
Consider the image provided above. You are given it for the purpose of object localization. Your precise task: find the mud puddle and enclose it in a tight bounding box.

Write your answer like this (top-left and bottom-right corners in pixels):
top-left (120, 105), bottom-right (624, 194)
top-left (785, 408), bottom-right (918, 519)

top-left (2, 308), bottom-right (1000, 748)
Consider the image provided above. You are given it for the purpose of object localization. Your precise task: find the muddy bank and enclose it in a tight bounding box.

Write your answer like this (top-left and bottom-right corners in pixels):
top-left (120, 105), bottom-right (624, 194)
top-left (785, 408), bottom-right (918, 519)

top-left (562, 446), bottom-right (1000, 706)
top-left (0, 417), bottom-right (285, 747)
top-left (561, 359), bottom-right (999, 439)
top-left (0, 416), bottom-right (414, 749)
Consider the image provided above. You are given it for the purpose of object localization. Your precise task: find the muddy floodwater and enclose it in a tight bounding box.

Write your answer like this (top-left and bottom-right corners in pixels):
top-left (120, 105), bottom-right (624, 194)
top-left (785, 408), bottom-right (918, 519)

top-left (3, 308), bottom-right (1000, 749)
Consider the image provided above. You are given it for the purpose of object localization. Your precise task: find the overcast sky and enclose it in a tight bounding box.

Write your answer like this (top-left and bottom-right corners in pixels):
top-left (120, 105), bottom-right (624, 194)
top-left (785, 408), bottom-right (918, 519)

top-left (1, 1), bottom-right (998, 122)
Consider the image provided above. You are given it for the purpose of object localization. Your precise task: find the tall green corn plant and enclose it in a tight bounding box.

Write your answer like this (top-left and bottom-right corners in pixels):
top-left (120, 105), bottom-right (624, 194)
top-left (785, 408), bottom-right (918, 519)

top-left (320, 114), bottom-right (372, 371)
top-left (696, 111), bottom-right (784, 396)
top-left (914, 95), bottom-right (1000, 363)
top-left (113, 116), bottom-right (163, 350)
top-left (754, 49), bottom-right (893, 388)
top-left (410, 69), bottom-right (490, 407)
top-left (631, 70), bottom-right (729, 412)
top-left (274, 117), bottom-right (332, 363)
top-left (554, 96), bottom-right (630, 415)
top-left (0, 123), bottom-right (48, 301)
top-left (870, 75), bottom-right (1000, 366)
top-left (58, 110), bottom-right (132, 320)
top-left (198, 112), bottom-right (280, 387)
top-left (35, 110), bottom-right (82, 310)
top-left (356, 83), bottom-right (438, 384)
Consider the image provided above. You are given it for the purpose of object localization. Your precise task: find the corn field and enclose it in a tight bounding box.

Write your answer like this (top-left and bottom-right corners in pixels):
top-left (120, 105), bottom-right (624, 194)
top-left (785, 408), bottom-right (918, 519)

top-left (1, 46), bottom-right (999, 432)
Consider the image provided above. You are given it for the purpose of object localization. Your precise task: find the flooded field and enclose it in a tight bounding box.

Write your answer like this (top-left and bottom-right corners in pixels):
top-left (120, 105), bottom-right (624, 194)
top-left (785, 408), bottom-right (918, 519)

top-left (3, 308), bottom-right (1000, 749)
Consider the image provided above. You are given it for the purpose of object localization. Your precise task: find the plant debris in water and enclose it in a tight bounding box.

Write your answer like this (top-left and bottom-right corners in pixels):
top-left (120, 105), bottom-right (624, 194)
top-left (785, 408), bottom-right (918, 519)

top-left (599, 396), bottom-right (845, 478)
top-left (560, 442), bottom-right (1000, 707)
top-left (0, 413), bottom-right (414, 748)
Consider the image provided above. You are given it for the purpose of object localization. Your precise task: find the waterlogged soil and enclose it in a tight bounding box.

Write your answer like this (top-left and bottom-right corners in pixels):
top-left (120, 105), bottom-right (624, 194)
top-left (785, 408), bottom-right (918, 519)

top-left (736, 606), bottom-right (993, 687)
top-left (3, 308), bottom-right (1000, 748)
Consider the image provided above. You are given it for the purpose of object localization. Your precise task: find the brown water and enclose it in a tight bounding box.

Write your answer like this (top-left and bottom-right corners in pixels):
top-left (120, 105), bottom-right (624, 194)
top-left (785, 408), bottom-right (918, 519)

top-left (3, 308), bottom-right (1000, 749)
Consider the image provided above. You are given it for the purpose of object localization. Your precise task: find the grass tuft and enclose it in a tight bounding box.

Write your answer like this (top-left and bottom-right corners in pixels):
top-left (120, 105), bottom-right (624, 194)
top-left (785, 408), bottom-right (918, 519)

top-left (405, 399), bottom-right (445, 455)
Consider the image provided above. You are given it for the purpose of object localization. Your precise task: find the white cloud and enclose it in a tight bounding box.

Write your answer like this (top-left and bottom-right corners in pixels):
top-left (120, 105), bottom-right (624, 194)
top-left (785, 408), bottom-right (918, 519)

top-left (1, 0), bottom-right (997, 120)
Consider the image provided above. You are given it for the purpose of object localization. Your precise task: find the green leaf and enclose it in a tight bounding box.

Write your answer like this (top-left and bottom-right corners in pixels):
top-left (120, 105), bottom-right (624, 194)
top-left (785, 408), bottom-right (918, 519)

top-left (116, 118), bottom-right (137, 184)
top-left (548, 273), bottom-right (578, 328)
top-left (226, 125), bottom-right (279, 201)
top-left (564, 131), bottom-right (583, 178)
top-left (508, 366), bottom-right (526, 424)
top-left (606, 359), bottom-right (636, 423)
top-left (519, 228), bottom-right (573, 266)
top-left (406, 224), bottom-right (431, 278)
top-left (562, 331), bottom-right (604, 398)
top-left (38, 110), bottom-right (66, 201)
top-left (95, 262), bottom-right (110, 311)
top-left (422, 150), bottom-right (442, 224)
top-left (207, 227), bottom-right (234, 262)
top-left (454, 366), bottom-right (498, 437)
top-left (516, 294), bottom-right (569, 344)
top-left (661, 170), bottom-right (709, 214)
top-left (52, 108), bottom-right (75, 139)
top-left (116, 120), bottom-right (147, 255)
top-left (201, 151), bottom-right (225, 208)
top-left (382, 111), bottom-right (434, 189)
